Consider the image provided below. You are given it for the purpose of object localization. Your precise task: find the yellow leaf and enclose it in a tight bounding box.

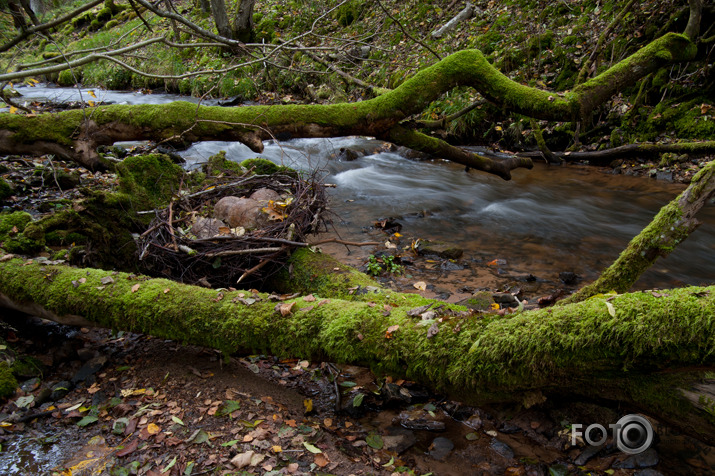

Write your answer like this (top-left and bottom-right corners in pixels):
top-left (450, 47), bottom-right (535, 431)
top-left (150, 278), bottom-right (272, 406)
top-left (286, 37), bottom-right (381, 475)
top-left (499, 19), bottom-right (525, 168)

top-left (272, 445), bottom-right (282, 453)
top-left (303, 399), bottom-right (313, 413)
top-left (88, 90), bottom-right (97, 98)
top-left (490, 303), bottom-right (500, 310)
top-left (88, 100), bottom-right (95, 107)
top-left (495, 125), bottom-right (503, 131)
top-left (147, 423), bottom-right (161, 435)
top-left (9, 106), bottom-right (17, 114)
top-left (413, 281), bottom-right (427, 291)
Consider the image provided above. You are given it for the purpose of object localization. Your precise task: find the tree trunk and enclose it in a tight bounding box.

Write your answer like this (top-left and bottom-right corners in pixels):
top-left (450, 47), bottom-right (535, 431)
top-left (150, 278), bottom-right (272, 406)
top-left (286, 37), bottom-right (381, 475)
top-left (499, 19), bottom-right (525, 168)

top-left (233, 0), bottom-right (255, 43)
top-left (0, 33), bottom-right (697, 176)
top-left (210, 0), bottom-right (232, 38)
top-left (0, 255), bottom-right (714, 444)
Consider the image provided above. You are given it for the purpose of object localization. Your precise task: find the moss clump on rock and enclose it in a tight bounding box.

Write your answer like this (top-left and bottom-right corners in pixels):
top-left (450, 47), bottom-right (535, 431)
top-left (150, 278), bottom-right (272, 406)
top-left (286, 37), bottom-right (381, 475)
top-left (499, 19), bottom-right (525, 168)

top-left (116, 154), bottom-right (186, 211)
top-left (0, 362), bottom-right (18, 400)
top-left (241, 158), bottom-right (282, 175)
top-left (0, 178), bottom-right (13, 201)
top-left (0, 211), bottom-right (43, 254)
top-left (203, 151), bottom-right (245, 177)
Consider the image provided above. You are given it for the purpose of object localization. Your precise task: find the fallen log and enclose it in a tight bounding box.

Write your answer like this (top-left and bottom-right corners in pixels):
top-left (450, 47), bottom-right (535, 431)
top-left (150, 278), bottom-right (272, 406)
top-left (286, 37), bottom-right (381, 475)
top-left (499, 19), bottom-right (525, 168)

top-left (0, 34), bottom-right (696, 177)
top-left (0, 255), bottom-right (714, 444)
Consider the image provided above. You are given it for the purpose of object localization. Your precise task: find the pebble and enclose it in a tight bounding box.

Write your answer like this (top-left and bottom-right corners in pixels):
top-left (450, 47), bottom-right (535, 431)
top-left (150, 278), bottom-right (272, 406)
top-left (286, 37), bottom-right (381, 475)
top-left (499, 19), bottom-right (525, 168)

top-left (574, 444), bottom-right (603, 465)
top-left (428, 436), bottom-right (454, 460)
top-left (613, 448), bottom-right (659, 469)
top-left (490, 438), bottom-right (515, 459)
top-left (382, 427), bottom-right (416, 454)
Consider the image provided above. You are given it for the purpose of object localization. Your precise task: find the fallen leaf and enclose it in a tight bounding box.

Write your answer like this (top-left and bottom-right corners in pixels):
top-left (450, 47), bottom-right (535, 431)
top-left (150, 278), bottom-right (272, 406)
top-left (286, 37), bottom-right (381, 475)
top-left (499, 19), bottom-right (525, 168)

top-left (605, 301), bottom-right (616, 317)
top-left (131, 283), bottom-right (140, 293)
top-left (303, 441), bottom-right (322, 454)
top-left (278, 301), bottom-right (295, 316)
top-left (314, 452), bottom-right (330, 467)
top-left (303, 399), bottom-right (313, 413)
top-left (116, 439), bottom-right (138, 457)
top-left (366, 433), bottom-right (384, 449)
top-left (231, 450), bottom-right (254, 469)
top-left (146, 423), bottom-right (161, 435)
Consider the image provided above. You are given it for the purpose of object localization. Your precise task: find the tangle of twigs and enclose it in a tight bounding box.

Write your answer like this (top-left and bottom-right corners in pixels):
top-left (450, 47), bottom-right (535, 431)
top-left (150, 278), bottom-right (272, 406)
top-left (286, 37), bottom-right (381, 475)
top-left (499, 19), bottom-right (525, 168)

top-left (136, 168), bottom-right (329, 289)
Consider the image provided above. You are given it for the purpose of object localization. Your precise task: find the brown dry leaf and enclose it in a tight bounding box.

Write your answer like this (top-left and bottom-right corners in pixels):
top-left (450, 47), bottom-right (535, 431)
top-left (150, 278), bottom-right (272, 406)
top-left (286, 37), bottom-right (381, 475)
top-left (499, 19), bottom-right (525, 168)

top-left (323, 418), bottom-right (333, 428)
top-left (87, 383), bottom-right (101, 394)
top-left (701, 103), bottom-right (713, 115)
top-left (131, 283), bottom-right (140, 293)
top-left (163, 288), bottom-right (170, 294)
top-left (115, 438), bottom-right (138, 457)
top-left (314, 453), bottom-right (330, 468)
top-left (279, 301), bottom-right (295, 316)
top-left (286, 419), bottom-right (297, 427)
top-left (303, 294), bottom-right (316, 302)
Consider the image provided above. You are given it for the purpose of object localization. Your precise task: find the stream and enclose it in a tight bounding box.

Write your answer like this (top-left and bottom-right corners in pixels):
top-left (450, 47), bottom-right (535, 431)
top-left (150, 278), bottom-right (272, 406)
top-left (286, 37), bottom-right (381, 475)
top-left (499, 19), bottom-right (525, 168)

top-left (9, 83), bottom-right (715, 294)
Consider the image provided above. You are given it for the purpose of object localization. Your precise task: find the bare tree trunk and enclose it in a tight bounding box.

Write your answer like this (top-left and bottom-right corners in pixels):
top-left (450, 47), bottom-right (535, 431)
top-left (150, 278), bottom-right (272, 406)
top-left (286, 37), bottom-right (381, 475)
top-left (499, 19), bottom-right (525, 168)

top-left (210, 0), bottom-right (232, 39)
top-left (233, 0), bottom-right (255, 43)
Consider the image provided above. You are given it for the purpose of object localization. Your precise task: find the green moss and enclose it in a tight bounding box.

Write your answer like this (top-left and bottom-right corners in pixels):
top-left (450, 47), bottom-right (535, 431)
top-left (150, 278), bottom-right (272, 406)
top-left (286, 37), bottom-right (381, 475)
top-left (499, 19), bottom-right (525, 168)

top-left (647, 99), bottom-right (715, 139)
top-left (11, 356), bottom-right (43, 379)
top-left (271, 247), bottom-right (384, 300)
top-left (57, 69), bottom-right (78, 87)
top-left (0, 212), bottom-right (33, 241)
top-left (203, 151), bottom-right (245, 176)
top-left (116, 154), bottom-right (185, 211)
top-left (0, 362), bottom-right (17, 400)
top-left (105, 19), bottom-right (119, 29)
top-left (0, 178), bottom-right (13, 201)
top-left (240, 158), bottom-right (282, 175)
top-left (334, 1), bottom-right (364, 27)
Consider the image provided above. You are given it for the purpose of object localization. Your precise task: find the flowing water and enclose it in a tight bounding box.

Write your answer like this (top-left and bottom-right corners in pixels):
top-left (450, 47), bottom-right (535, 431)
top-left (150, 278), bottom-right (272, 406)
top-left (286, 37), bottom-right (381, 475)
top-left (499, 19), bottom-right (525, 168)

top-left (178, 137), bottom-right (715, 292)
top-left (7, 84), bottom-right (715, 291)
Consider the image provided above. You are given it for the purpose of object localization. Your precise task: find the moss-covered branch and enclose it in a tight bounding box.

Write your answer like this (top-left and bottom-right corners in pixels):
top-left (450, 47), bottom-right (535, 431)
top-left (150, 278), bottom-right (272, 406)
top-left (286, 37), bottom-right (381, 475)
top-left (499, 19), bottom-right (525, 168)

top-left (1, 256), bottom-right (715, 442)
top-left (562, 160), bottom-right (715, 304)
top-left (0, 33), bottom-right (696, 175)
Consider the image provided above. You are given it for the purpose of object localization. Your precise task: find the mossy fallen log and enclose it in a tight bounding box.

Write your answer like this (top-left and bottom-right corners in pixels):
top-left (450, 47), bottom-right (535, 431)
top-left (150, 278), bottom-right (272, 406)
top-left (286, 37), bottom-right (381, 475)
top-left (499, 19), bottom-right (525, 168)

top-left (0, 256), bottom-right (714, 443)
top-left (0, 34), bottom-right (696, 177)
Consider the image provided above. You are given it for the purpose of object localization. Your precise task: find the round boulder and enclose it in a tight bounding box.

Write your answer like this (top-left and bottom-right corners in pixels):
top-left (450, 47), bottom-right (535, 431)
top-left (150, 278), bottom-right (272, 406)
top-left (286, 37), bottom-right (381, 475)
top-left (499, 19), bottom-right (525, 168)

top-left (214, 196), bottom-right (267, 230)
top-left (249, 188), bottom-right (281, 203)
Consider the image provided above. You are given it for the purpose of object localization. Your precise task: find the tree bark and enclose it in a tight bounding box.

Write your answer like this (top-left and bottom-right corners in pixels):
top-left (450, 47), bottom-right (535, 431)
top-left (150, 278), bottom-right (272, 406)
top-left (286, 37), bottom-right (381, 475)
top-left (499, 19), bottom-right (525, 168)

top-left (233, 0), bottom-right (255, 43)
top-left (0, 33), bottom-right (697, 176)
top-left (560, 160), bottom-right (715, 304)
top-left (0, 255), bottom-right (714, 444)
top-left (210, 0), bottom-right (232, 39)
